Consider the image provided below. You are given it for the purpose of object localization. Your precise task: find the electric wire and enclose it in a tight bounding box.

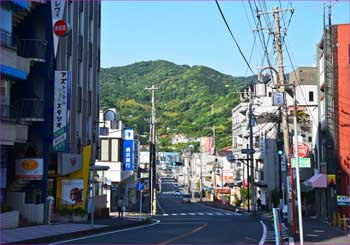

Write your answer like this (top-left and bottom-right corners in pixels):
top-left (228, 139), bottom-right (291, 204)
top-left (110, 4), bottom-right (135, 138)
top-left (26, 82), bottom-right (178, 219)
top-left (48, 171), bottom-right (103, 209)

top-left (214, 0), bottom-right (255, 75)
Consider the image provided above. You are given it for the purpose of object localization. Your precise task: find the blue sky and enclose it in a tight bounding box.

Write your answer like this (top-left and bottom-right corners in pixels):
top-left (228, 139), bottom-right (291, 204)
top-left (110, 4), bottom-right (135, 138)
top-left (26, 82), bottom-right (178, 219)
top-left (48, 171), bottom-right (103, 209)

top-left (101, 0), bottom-right (350, 76)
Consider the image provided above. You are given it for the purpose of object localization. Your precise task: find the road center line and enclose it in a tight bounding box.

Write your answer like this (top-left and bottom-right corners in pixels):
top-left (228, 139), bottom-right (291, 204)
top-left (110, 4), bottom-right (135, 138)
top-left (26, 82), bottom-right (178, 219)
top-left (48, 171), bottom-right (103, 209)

top-left (158, 223), bottom-right (208, 244)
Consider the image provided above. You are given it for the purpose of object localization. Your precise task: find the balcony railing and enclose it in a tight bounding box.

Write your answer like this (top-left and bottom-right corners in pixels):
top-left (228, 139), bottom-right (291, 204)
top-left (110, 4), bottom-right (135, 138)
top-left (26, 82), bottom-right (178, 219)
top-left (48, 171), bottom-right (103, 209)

top-left (0, 29), bottom-right (16, 49)
top-left (16, 38), bottom-right (47, 62)
top-left (1, 104), bottom-right (11, 119)
top-left (15, 99), bottom-right (44, 122)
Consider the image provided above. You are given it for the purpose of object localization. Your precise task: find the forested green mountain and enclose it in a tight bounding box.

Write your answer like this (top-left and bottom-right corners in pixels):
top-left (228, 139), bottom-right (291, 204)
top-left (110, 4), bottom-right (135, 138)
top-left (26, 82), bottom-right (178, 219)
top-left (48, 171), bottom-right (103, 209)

top-left (100, 60), bottom-right (247, 151)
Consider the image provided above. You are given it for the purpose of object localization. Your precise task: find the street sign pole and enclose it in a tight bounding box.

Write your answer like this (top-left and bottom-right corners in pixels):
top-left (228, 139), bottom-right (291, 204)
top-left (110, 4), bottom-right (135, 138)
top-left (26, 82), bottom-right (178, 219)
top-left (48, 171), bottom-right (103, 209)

top-left (139, 190), bottom-right (143, 221)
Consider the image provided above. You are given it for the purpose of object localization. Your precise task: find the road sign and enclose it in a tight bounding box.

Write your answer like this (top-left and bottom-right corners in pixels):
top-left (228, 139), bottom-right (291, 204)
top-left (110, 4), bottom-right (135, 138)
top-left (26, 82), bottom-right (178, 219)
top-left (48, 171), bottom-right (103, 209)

top-left (241, 149), bottom-right (256, 154)
top-left (53, 19), bottom-right (69, 37)
top-left (136, 182), bottom-right (144, 191)
top-left (291, 158), bottom-right (311, 168)
top-left (292, 143), bottom-right (309, 158)
top-left (273, 92), bottom-right (284, 106)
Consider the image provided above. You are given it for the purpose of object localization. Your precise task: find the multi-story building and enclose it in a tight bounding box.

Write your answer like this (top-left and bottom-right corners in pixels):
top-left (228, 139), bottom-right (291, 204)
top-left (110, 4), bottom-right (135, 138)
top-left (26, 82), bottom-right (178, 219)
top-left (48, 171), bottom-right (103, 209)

top-left (231, 69), bottom-right (318, 211)
top-left (1, 1), bottom-right (101, 226)
top-left (95, 108), bottom-right (140, 212)
top-left (317, 23), bottom-right (350, 220)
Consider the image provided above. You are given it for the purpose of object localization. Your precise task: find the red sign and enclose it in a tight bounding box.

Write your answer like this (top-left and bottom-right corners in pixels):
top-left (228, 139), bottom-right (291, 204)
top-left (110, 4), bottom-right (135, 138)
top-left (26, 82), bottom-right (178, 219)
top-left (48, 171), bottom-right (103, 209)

top-left (53, 19), bottom-right (68, 36)
top-left (292, 143), bottom-right (309, 158)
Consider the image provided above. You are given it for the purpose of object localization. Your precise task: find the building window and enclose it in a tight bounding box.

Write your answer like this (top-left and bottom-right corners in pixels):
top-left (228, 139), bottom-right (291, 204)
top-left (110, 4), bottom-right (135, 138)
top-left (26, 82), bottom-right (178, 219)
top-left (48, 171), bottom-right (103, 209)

top-left (88, 90), bottom-right (92, 116)
top-left (101, 139), bottom-right (109, 161)
top-left (77, 86), bottom-right (82, 112)
top-left (79, 0), bottom-right (83, 12)
top-left (89, 2), bottom-right (93, 20)
top-left (89, 42), bottom-right (92, 67)
top-left (268, 92), bottom-right (272, 97)
top-left (78, 35), bottom-right (83, 62)
top-left (309, 91), bottom-right (314, 102)
top-left (308, 136), bottom-right (312, 142)
top-left (111, 139), bottom-right (120, 162)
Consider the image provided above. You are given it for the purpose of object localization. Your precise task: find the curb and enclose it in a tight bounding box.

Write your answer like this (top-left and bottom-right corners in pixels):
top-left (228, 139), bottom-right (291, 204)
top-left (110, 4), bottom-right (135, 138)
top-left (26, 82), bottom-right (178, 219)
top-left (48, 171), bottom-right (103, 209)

top-left (7, 220), bottom-right (150, 244)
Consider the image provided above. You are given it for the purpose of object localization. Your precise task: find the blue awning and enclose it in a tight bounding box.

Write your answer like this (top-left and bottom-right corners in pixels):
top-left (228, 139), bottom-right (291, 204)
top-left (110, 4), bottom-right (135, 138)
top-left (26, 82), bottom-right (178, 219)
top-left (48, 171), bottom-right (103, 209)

top-left (11, 0), bottom-right (29, 10)
top-left (0, 64), bottom-right (28, 80)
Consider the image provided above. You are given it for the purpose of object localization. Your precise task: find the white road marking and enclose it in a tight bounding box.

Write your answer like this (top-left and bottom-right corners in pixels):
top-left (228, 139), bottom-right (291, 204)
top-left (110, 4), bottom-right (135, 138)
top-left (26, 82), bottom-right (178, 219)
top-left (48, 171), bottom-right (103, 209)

top-left (171, 213), bottom-right (178, 216)
top-left (198, 212), bottom-right (205, 215)
top-left (224, 213), bottom-right (233, 216)
top-left (163, 214), bottom-right (169, 216)
top-left (180, 213), bottom-right (186, 216)
top-left (215, 212), bottom-right (224, 215)
top-left (49, 219), bottom-right (161, 245)
top-left (196, 203), bottom-right (244, 216)
top-left (259, 220), bottom-right (267, 245)
top-left (189, 213), bottom-right (195, 215)
top-left (206, 212), bottom-right (214, 215)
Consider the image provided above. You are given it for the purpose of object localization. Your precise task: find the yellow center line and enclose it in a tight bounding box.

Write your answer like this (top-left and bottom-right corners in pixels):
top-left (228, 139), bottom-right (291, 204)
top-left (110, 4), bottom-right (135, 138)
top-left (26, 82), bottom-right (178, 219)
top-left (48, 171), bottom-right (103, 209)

top-left (158, 223), bottom-right (208, 244)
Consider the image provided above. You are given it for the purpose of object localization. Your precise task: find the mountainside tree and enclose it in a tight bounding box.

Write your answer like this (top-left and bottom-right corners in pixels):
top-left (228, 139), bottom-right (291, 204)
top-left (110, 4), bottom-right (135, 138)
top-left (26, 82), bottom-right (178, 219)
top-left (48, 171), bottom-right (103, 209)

top-left (100, 60), bottom-right (247, 150)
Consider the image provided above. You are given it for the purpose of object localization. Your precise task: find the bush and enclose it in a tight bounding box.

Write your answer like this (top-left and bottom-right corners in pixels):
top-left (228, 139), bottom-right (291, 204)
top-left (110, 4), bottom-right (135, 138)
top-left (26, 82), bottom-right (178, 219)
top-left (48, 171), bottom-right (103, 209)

top-left (58, 207), bottom-right (72, 216)
top-left (74, 207), bottom-right (87, 217)
top-left (233, 194), bottom-right (242, 207)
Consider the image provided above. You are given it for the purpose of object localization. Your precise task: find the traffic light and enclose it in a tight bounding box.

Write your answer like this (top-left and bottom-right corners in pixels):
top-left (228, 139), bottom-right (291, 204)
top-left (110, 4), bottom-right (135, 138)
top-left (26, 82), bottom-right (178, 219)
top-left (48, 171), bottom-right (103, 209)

top-left (277, 140), bottom-right (283, 155)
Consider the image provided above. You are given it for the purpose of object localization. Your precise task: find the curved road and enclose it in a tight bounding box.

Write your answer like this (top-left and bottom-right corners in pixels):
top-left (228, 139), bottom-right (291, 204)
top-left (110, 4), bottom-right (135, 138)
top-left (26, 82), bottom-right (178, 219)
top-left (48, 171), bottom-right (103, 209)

top-left (52, 178), bottom-right (264, 244)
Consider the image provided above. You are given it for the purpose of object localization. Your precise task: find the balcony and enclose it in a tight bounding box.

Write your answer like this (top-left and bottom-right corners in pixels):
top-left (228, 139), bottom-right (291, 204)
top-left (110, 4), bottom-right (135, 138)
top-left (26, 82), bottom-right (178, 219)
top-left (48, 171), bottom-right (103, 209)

top-left (1, 104), bottom-right (14, 119)
top-left (0, 122), bottom-right (28, 145)
top-left (1, 29), bottom-right (30, 76)
top-left (15, 99), bottom-right (44, 122)
top-left (16, 38), bottom-right (47, 62)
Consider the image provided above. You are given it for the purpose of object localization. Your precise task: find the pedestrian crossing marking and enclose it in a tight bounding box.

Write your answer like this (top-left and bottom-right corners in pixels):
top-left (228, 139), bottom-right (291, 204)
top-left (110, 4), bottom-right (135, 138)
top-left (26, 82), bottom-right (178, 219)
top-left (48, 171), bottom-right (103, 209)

top-left (159, 212), bottom-right (242, 217)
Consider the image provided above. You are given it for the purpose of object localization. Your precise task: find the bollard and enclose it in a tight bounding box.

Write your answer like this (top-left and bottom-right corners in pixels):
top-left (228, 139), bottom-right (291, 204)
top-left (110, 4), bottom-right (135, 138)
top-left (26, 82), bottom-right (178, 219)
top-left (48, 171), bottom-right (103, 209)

top-left (342, 214), bottom-right (347, 231)
top-left (338, 212), bottom-right (341, 229)
top-left (333, 212), bottom-right (337, 226)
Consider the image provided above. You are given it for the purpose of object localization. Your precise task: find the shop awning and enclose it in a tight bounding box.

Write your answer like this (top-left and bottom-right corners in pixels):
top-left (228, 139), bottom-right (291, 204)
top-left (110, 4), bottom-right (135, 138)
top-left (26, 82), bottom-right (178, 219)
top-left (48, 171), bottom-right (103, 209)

top-left (0, 64), bottom-right (28, 80)
top-left (11, 0), bottom-right (29, 10)
top-left (304, 174), bottom-right (327, 188)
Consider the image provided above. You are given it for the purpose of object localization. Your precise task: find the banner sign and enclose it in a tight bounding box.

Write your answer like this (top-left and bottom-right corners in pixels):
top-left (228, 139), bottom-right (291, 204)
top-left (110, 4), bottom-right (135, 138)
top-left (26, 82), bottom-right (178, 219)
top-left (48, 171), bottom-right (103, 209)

top-left (53, 71), bottom-right (71, 152)
top-left (16, 158), bottom-right (43, 179)
top-left (51, 0), bottom-right (66, 57)
top-left (336, 195), bottom-right (350, 206)
top-left (61, 179), bottom-right (84, 205)
top-left (328, 174), bottom-right (336, 185)
top-left (200, 137), bottom-right (214, 154)
top-left (123, 129), bottom-right (134, 171)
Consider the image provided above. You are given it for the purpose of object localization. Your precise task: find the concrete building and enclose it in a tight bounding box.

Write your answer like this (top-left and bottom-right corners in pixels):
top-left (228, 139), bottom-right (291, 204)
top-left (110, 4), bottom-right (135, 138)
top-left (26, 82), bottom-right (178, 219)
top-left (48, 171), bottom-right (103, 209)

top-left (316, 24), bottom-right (350, 220)
top-left (95, 108), bottom-right (140, 212)
top-left (1, 1), bottom-right (101, 226)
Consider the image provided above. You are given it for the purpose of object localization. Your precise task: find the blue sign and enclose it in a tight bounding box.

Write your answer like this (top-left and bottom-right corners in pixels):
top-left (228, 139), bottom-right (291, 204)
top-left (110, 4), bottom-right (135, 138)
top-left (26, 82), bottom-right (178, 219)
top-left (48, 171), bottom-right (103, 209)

top-left (136, 182), bottom-right (144, 191)
top-left (123, 129), bottom-right (134, 171)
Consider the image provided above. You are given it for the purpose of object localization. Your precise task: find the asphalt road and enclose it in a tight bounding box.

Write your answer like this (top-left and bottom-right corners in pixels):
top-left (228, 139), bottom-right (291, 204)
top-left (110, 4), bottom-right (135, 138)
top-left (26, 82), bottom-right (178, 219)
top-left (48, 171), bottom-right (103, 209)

top-left (52, 177), bottom-right (264, 244)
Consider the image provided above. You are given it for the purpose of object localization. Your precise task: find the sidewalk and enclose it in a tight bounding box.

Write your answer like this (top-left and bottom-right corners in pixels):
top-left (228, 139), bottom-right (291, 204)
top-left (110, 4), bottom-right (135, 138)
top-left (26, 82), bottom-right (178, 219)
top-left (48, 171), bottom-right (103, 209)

top-left (1, 215), bottom-right (150, 244)
top-left (291, 217), bottom-right (349, 244)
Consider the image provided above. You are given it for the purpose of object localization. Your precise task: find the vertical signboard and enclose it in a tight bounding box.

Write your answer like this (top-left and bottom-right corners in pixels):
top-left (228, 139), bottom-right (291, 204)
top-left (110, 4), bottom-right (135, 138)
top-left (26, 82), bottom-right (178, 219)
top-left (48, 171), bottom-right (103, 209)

top-left (51, 0), bottom-right (66, 57)
top-left (200, 137), bottom-right (213, 154)
top-left (123, 129), bottom-right (134, 171)
top-left (53, 71), bottom-right (71, 152)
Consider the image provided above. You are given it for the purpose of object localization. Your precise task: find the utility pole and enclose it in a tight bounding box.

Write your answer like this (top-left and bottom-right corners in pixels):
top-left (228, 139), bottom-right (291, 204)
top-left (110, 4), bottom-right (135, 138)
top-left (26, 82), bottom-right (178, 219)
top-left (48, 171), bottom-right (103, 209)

top-left (145, 84), bottom-right (159, 215)
top-left (273, 6), bottom-right (297, 239)
top-left (248, 84), bottom-right (255, 212)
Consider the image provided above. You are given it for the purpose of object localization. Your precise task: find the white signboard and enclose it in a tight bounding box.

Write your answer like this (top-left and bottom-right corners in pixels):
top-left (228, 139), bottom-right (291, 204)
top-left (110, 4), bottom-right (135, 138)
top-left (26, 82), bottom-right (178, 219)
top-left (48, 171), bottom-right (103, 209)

top-left (53, 71), bottom-right (71, 152)
top-left (58, 153), bottom-right (82, 176)
top-left (16, 158), bottom-right (43, 179)
top-left (51, 0), bottom-right (66, 57)
top-left (62, 179), bottom-right (84, 205)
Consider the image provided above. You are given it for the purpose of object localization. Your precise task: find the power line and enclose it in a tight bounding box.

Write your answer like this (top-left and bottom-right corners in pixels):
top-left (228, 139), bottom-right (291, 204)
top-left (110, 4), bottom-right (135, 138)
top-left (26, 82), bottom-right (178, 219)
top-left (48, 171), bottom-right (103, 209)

top-left (214, 0), bottom-right (255, 75)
